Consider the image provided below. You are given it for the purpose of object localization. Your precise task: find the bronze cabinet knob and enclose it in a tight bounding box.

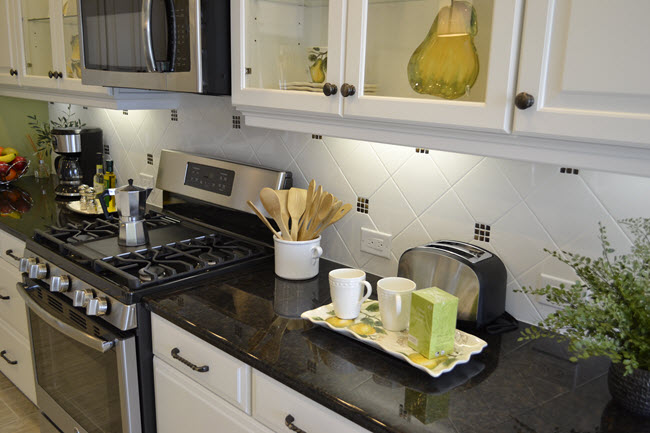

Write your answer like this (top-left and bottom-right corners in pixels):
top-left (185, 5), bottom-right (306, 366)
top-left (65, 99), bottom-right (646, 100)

top-left (515, 92), bottom-right (535, 110)
top-left (322, 83), bottom-right (337, 96)
top-left (48, 70), bottom-right (54, 78)
top-left (341, 83), bottom-right (356, 97)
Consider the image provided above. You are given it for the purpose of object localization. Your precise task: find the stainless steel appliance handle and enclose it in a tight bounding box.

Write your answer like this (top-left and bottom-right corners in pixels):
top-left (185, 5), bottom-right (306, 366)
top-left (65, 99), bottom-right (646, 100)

top-left (142, 0), bottom-right (157, 72)
top-left (16, 283), bottom-right (115, 353)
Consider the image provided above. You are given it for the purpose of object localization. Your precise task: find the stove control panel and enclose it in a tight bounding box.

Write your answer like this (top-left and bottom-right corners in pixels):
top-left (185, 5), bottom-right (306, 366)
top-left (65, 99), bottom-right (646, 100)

top-left (184, 162), bottom-right (235, 196)
top-left (20, 250), bottom-right (137, 331)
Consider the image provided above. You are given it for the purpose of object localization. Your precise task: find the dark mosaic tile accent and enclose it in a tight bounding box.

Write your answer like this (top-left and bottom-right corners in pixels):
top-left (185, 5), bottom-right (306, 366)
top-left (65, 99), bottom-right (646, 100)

top-left (232, 115), bottom-right (241, 129)
top-left (312, 134), bottom-right (322, 139)
top-left (474, 223), bottom-right (491, 242)
top-left (357, 197), bottom-right (369, 214)
top-left (171, 109), bottom-right (178, 122)
top-left (147, 154), bottom-right (154, 165)
top-left (415, 148), bottom-right (430, 154)
top-left (560, 167), bottom-right (579, 175)
top-left (122, 110), bottom-right (128, 115)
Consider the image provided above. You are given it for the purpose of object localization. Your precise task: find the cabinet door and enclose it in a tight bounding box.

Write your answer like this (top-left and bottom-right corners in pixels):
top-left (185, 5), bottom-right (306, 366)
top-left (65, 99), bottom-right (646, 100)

top-left (50, 0), bottom-right (108, 95)
top-left (0, 0), bottom-right (19, 86)
top-left (15, 0), bottom-right (60, 88)
top-left (232, 0), bottom-right (346, 115)
top-left (514, 0), bottom-right (650, 146)
top-left (154, 357), bottom-right (272, 433)
top-left (343, 0), bottom-right (523, 132)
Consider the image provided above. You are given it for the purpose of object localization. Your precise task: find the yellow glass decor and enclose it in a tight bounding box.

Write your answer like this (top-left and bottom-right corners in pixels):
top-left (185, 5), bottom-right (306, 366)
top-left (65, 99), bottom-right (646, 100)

top-left (407, 1), bottom-right (479, 100)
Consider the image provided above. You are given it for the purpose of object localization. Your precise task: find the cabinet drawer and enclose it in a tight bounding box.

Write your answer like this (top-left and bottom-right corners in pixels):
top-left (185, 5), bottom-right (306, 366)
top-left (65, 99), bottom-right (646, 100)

top-left (0, 320), bottom-right (36, 404)
top-left (0, 232), bottom-right (25, 269)
top-left (151, 314), bottom-right (251, 413)
top-left (154, 357), bottom-right (271, 433)
top-left (252, 371), bottom-right (369, 433)
top-left (0, 261), bottom-right (28, 338)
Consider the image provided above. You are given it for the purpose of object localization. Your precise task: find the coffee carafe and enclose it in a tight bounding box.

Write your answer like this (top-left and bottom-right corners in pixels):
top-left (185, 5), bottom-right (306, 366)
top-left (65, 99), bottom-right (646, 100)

top-left (51, 128), bottom-right (102, 198)
top-left (100, 179), bottom-right (152, 246)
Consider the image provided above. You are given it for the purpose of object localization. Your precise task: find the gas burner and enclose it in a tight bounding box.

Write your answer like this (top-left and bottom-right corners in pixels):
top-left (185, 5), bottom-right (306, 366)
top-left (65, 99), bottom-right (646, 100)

top-left (138, 265), bottom-right (170, 282)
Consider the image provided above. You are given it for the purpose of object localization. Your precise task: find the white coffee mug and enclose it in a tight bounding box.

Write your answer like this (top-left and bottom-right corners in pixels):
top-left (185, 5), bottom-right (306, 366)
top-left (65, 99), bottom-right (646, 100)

top-left (329, 268), bottom-right (372, 320)
top-left (274, 234), bottom-right (323, 280)
top-left (377, 277), bottom-right (417, 331)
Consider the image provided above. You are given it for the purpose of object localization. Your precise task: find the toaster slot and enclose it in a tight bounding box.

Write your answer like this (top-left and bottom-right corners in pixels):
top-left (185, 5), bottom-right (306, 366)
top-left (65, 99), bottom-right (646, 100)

top-left (425, 241), bottom-right (492, 263)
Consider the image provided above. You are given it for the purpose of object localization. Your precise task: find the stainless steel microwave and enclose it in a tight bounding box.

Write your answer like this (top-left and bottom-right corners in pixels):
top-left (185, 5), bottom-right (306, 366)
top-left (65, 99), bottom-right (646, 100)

top-left (79, 0), bottom-right (230, 94)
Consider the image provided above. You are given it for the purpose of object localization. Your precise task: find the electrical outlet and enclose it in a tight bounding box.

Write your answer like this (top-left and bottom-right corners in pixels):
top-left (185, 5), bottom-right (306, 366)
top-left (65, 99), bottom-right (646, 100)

top-left (360, 227), bottom-right (392, 258)
top-left (140, 173), bottom-right (155, 189)
top-left (536, 273), bottom-right (576, 309)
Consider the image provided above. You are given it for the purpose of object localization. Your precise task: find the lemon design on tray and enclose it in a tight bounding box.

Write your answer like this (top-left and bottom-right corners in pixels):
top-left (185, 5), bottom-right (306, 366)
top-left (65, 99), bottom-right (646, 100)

top-left (349, 323), bottom-right (376, 336)
top-left (326, 317), bottom-right (354, 328)
top-left (408, 353), bottom-right (448, 369)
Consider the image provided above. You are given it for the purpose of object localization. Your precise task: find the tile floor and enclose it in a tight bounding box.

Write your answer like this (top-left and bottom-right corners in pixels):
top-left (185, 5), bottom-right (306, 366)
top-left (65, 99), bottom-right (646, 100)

top-left (0, 373), bottom-right (39, 433)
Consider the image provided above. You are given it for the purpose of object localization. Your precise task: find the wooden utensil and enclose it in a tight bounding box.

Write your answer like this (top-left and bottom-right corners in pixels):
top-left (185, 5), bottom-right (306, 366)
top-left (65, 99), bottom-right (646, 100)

top-left (274, 189), bottom-right (292, 236)
top-left (246, 200), bottom-right (281, 238)
top-left (299, 185), bottom-right (322, 240)
top-left (311, 201), bottom-right (342, 238)
top-left (287, 188), bottom-right (307, 241)
top-left (298, 180), bottom-right (316, 234)
top-left (260, 188), bottom-right (292, 240)
top-left (312, 203), bottom-right (352, 238)
top-left (304, 193), bottom-right (333, 240)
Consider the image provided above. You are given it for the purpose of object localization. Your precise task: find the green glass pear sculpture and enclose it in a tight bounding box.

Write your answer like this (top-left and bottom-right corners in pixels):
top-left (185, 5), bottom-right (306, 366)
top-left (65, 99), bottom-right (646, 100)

top-left (407, 1), bottom-right (479, 100)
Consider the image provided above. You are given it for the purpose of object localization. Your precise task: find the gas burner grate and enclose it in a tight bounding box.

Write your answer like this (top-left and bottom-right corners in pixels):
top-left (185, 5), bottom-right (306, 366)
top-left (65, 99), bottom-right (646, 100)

top-left (94, 233), bottom-right (266, 290)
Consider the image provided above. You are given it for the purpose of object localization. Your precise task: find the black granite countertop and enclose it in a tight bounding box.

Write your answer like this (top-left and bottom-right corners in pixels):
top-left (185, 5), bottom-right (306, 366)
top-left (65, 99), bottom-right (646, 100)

top-left (0, 175), bottom-right (90, 241)
top-left (145, 260), bottom-right (650, 433)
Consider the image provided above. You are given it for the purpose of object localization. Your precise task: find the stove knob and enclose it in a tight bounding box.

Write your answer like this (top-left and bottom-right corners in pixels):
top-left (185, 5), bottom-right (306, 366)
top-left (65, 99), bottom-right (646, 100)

top-left (50, 275), bottom-right (70, 293)
top-left (19, 258), bottom-right (36, 273)
top-left (86, 297), bottom-right (108, 316)
top-left (73, 289), bottom-right (94, 308)
top-left (28, 263), bottom-right (48, 280)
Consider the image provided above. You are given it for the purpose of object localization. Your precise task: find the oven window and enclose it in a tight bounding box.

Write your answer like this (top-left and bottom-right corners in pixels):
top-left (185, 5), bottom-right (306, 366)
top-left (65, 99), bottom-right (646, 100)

top-left (30, 312), bottom-right (123, 433)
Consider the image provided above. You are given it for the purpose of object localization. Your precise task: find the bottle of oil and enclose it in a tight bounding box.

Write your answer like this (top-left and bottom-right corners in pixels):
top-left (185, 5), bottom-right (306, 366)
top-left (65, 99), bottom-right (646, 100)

top-left (93, 152), bottom-right (105, 197)
top-left (104, 158), bottom-right (116, 212)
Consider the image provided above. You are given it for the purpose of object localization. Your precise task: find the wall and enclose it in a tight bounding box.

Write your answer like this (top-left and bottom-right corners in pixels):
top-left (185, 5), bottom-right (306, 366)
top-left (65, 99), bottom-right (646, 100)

top-left (49, 94), bottom-right (650, 325)
top-left (0, 96), bottom-right (49, 176)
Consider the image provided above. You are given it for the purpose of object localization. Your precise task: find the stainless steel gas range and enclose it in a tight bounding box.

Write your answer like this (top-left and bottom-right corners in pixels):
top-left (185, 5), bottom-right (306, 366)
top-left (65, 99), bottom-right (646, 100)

top-left (17, 150), bottom-right (291, 433)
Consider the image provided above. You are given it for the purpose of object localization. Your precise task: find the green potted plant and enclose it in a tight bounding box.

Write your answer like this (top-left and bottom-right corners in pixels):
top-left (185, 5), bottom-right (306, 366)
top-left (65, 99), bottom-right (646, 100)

top-left (517, 217), bottom-right (650, 416)
top-left (27, 104), bottom-right (85, 160)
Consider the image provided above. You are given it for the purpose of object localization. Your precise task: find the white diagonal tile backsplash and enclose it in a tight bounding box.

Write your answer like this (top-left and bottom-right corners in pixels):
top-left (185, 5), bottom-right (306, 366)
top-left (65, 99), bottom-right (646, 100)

top-left (49, 94), bottom-right (650, 325)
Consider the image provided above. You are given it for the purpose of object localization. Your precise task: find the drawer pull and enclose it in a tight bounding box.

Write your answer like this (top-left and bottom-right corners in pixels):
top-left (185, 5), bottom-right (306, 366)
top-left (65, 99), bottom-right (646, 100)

top-left (171, 348), bottom-right (209, 373)
top-left (285, 415), bottom-right (307, 433)
top-left (0, 350), bottom-right (17, 365)
top-left (5, 250), bottom-right (20, 261)
top-left (0, 294), bottom-right (9, 300)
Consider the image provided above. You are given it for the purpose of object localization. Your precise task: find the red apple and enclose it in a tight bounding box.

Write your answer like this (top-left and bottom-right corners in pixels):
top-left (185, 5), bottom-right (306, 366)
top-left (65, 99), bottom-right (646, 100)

top-left (0, 162), bottom-right (9, 178)
top-left (12, 156), bottom-right (27, 174)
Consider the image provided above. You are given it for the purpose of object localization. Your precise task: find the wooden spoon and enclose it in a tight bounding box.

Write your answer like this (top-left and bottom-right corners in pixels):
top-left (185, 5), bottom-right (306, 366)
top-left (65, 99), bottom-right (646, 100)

top-left (311, 201), bottom-right (343, 238)
top-left (260, 188), bottom-right (292, 240)
top-left (247, 200), bottom-right (281, 238)
top-left (304, 193), bottom-right (333, 240)
top-left (299, 180), bottom-right (316, 233)
top-left (287, 188), bottom-right (307, 241)
top-left (274, 189), bottom-right (292, 236)
top-left (312, 203), bottom-right (352, 238)
top-left (299, 185), bottom-right (322, 240)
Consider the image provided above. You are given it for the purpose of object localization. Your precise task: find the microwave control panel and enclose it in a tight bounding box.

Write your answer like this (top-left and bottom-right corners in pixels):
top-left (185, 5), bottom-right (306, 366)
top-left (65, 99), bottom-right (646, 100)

top-left (184, 162), bottom-right (235, 196)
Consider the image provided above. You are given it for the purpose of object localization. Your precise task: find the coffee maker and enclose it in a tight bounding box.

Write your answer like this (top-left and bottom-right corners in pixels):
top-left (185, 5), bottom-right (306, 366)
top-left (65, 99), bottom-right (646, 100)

top-left (51, 128), bottom-right (103, 198)
top-left (100, 179), bottom-right (153, 246)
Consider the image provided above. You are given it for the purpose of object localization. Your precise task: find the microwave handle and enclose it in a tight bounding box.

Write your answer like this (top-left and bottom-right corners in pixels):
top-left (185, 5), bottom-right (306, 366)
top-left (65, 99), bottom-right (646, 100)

top-left (16, 283), bottom-right (115, 353)
top-left (142, 0), bottom-right (156, 72)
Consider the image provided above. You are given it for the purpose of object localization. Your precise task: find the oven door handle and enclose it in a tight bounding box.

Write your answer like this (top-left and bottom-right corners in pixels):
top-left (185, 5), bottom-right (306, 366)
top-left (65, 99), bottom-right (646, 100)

top-left (16, 283), bottom-right (115, 353)
top-left (142, 0), bottom-right (157, 72)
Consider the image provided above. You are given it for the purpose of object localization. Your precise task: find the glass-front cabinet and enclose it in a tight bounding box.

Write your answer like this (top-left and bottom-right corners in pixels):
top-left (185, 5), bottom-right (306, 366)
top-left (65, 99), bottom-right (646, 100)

top-left (12, 0), bottom-right (107, 94)
top-left (0, 0), bottom-right (19, 85)
top-left (233, 0), bottom-right (523, 132)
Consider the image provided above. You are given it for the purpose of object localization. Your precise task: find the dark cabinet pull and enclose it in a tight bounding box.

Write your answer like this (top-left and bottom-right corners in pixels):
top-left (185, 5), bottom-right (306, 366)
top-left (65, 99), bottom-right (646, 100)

top-left (9, 69), bottom-right (17, 76)
top-left (284, 415), bottom-right (307, 433)
top-left (48, 71), bottom-right (62, 79)
top-left (0, 294), bottom-right (9, 300)
top-left (5, 250), bottom-right (20, 261)
top-left (322, 83), bottom-right (337, 96)
top-left (515, 92), bottom-right (535, 110)
top-left (341, 83), bottom-right (356, 97)
top-left (0, 350), bottom-right (17, 365)
top-left (48, 71), bottom-right (54, 79)
top-left (170, 348), bottom-right (209, 372)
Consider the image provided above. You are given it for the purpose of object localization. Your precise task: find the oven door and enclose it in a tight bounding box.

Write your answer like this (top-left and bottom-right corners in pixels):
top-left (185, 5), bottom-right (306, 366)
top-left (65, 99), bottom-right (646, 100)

top-left (17, 281), bottom-right (141, 433)
top-left (79, 0), bottom-right (200, 92)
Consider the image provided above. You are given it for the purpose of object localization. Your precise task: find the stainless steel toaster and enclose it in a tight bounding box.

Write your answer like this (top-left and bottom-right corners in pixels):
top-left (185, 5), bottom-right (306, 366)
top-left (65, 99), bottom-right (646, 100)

top-left (397, 240), bottom-right (507, 329)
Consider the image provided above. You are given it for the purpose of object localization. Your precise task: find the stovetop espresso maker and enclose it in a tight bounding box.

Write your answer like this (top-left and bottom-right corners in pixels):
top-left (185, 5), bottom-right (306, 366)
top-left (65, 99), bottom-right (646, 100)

top-left (100, 179), bottom-right (152, 246)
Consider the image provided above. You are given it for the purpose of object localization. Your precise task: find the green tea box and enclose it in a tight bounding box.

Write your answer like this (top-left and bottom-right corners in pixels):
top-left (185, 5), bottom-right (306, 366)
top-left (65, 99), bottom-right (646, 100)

top-left (407, 287), bottom-right (458, 358)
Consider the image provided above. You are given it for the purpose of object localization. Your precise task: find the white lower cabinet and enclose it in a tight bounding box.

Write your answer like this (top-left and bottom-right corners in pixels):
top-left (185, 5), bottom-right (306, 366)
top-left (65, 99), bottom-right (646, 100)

top-left (151, 314), bottom-right (371, 433)
top-left (0, 318), bottom-right (36, 403)
top-left (153, 356), bottom-right (271, 433)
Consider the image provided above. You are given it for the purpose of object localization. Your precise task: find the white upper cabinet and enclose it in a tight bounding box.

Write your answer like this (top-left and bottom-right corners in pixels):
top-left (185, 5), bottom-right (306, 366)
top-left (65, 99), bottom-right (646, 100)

top-left (232, 0), bottom-right (524, 132)
top-left (514, 0), bottom-right (650, 147)
top-left (0, 0), bottom-right (20, 86)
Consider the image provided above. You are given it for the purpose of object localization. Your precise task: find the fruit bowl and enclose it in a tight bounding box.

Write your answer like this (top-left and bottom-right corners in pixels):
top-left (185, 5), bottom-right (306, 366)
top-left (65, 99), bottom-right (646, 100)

top-left (0, 186), bottom-right (33, 218)
top-left (0, 158), bottom-right (30, 185)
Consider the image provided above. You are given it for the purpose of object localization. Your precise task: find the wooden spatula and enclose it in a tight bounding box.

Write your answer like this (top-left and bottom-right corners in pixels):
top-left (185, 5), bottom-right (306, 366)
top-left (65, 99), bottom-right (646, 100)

top-left (260, 188), bottom-right (292, 240)
top-left (304, 193), bottom-right (333, 240)
top-left (287, 188), bottom-right (307, 241)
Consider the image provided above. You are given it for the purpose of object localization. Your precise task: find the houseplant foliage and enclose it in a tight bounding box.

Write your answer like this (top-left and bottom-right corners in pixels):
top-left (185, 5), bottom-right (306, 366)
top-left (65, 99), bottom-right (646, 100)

top-left (517, 218), bottom-right (650, 414)
top-left (27, 105), bottom-right (85, 159)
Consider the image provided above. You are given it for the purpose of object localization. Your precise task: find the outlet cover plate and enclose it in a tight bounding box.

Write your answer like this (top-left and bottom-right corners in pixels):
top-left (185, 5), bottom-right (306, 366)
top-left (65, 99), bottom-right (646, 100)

top-left (140, 173), bottom-right (155, 189)
top-left (361, 227), bottom-right (392, 259)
